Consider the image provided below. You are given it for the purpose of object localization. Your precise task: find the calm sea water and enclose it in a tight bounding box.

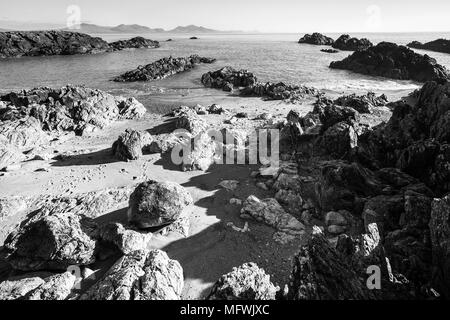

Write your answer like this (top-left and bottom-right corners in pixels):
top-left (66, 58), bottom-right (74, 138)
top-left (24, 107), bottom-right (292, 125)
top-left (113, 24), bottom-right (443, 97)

top-left (1, 32), bottom-right (450, 109)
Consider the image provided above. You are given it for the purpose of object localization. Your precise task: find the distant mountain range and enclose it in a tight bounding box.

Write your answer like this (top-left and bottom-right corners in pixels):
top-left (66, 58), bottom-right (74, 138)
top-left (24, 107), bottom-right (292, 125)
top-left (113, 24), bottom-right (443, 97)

top-left (64, 23), bottom-right (239, 34)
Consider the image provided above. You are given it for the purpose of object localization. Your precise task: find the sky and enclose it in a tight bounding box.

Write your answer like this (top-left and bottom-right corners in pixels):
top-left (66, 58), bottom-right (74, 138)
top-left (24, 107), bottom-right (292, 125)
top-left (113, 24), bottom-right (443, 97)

top-left (1, 0), bottom-right (450, 33)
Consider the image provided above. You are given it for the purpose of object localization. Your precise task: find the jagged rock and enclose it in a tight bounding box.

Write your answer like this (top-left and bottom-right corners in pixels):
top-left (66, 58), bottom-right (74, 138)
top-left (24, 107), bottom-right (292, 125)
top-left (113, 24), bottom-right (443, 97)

top-left (315, 104), bottom-right (360, 131)
top-left (430, 196), bottom-right (450, 298)
top-left (0, 117), bottom-right (49, 150)
top-left (0, 30), bottom-right (110, 58)
top-left (240, 196), bottom-right (305, 242)
top-left (0, 143), bottom-right (25, 169)
top-left (114, 55), bottom-right (216, 82)
top-left (334, 92), bottom-right (388, 113)
top-left (288, 227), bottom-right (375, 299)
top-left (332, 34), bottom-right (373, 51)
top-left (112, 129), bottom-right (153, 161)
top-left (298, 33), bottom-right (334, 45)
top-left (317, 121), bottom-right (358, 157)
top-left (174, 108), bottom-right (208, 136)
top-left (330, 42), bottom-right (449, 82)
top-left (207, 104), bottom-right (226, 114)
top-left (115, 97), bottom-right (147, 119)
top-left (128, 180), bottom-right (193, 229)
top-left (207, 263), bottom-right (278, 300)
top-left (25, 272), bottom-right (76, 300)
top-left (274, 189), bottom-right (303, 215)
top-left (407, 39), bottom-right (450, 54)
top-left (80, 249), bottom-right (183, 300)
top-left (0, 276), bottom-right (45, 300)
top-left (201, 66), bottom-right (258, 90)
top-left (109, 37), bottom-right (159, 51)
top-left (240, 81), bottom-right (320, 102)
top-left (99, 223), bottom-right (153, 255)
top-left (3, 205), bottom-right (99, 271)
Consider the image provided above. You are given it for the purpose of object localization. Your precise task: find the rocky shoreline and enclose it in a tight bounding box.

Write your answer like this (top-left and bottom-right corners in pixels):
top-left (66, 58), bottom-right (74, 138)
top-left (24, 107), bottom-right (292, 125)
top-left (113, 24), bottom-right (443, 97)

top-left (407, 39), bottom-right (450, 54)
top-left (0, 31), bottom-right (159, 58)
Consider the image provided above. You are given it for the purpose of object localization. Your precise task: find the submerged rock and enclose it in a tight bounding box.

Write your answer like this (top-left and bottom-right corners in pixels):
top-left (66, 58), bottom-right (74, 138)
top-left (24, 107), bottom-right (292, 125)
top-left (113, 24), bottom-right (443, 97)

top-left (330, 42), bottom-right (449, 82)
top-left (80, 249), bottom-right (183, 300)
top-left (332, 34), bottom-right (373, 51)
top-left (128, 180), bottom-right (193, 229)
top-left (113, 55), bottom-right (216, 82)
top-left (298, 33), bottom-right (334, 45)
top-left (207, 263), bottom-right (278, 300)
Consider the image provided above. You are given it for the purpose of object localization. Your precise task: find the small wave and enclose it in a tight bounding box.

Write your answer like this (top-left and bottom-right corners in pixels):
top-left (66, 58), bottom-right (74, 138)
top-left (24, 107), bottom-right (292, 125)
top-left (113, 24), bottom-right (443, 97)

top-left (316, 79), bottom-right (421, 93)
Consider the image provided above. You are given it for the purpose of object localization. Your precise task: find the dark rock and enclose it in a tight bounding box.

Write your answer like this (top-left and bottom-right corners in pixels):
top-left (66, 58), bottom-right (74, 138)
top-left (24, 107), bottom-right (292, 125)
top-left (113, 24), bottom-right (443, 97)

top-left (332, 34), bottom-right (373, 51)
top-left (112, 129), bottom-right (153, 161)
top-left (109, 37), bottom-right (159, 51)
top-left (201, 66), bottom-right (258, 90)
top-left (80, 249), bottom-right (183, 300)
top-left (298, 33), bottom-right (334, 45)
top-left (407, 39), bottom-right (450, 55)
top-left (240, 81), bottom-right (320, 102)
top-left (334, 92), bottom-right (388, 113)
top-left (207, 263), bottom-right (278, 300)
top-left (321, 49), bottom-right (339, 53)
top-left (0, 30), bottom-right (110, 58)
top-left (190, 37), bottom-right (198, 40)
top-left (317, 121), bottom-right (358, 157)
top-left (330, 42), bottom-right (450, 82)
top-left (128, 180), bottom-right (193, 229)
top-left (114, 55), bottom-right (216, 82)
top-left (315, 104), bottom-right (360, 131)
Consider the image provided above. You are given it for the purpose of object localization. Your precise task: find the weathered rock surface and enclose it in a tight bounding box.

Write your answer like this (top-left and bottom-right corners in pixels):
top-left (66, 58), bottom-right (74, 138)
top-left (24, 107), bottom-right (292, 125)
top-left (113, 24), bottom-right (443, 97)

top-left (128, 180), bottom-right (193, 229)
top-left (207, 263), bottom-right (278, 300)
top-left (80, 249), bottom-right (183, 300)
top-left (407, 39), bottom-right (450, 55)
top-left (332, 34), bottom-right (373, 51)
top-left (201, 66), bottom-right (257, 91)
top-left (25, 272), bottom-right (76, 300)
top-left (112, 129), bottom-right (153, 161)
top-left (113, 55), bottom-right (216, 82)
top-left (3, 205), bottom-right (99, 271)
top-left (330, 42), bottom-right (450, 82)
top-left (298, 33), bottom-right (334, 45)
top-left (0, 143), bottom-right (25, 170)
top-left (99, 223), bottom-right (152, 255)
top-left (0, 275), bottom-right (45, 300)
top-left (109, 36), bottom-right (159, 51)
top-left (334, 92), bottom-right (388, 113)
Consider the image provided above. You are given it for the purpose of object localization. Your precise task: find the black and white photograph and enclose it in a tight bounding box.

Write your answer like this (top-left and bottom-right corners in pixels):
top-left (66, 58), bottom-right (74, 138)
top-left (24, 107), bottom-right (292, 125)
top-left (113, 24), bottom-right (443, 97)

top-left (0, 0), bottom-right (449, 311)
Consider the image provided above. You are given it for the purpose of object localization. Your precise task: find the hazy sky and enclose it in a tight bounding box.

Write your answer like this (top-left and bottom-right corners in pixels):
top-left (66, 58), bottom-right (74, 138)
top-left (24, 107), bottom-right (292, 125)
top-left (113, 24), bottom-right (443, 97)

top-left (1, 0), bottom-right (449, 33)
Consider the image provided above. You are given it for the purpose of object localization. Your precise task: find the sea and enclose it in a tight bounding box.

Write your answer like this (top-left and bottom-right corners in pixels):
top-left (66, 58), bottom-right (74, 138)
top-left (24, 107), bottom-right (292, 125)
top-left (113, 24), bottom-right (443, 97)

top-left (1, 32), bottom-right (450, 112)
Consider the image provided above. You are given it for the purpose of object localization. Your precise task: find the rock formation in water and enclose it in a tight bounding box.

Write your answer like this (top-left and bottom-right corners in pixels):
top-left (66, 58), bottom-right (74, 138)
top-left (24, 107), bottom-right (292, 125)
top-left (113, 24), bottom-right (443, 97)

top-left (407, 39), bottom-right (450, 54)
top-left (332, 34), bottom-right (373, 51)
top-left (330, 42), bottom-right (450, 82)
top-left (0, 31), bottom-right (160, 58)
top-left (321, 49), bottom-right (339, 53)
top-left (298, 33), bottom-right (334, 45)
top-left (113, 55), bottom-right (216, 82)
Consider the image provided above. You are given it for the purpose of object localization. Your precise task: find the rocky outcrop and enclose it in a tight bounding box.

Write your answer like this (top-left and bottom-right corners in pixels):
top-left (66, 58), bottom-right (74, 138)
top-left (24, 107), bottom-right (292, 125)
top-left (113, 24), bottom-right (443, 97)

top-left (330, 42), bottom-right (450, 83)
top-left (3, 203), bottom-right (99, 271)
top-left (0, 275), bottom-right (45, 300)
top-left (80, 249), bottom-right (183, 300)
top-left (113, 55), bottom-right (216, 82)
top-left (128, 180), bottom-right (193, 229)
top-left (332, 34), bottom-right (373, 51)
top-left (109, 37), bottom-right (159, 51)
top-left (0, 85), bottom-right (146, 138)
top-left (202, 67), bottom-right (320, 101)
top-left (407, 39), bottom-right (450, 55)
top-left (24, 272), bottom-right (76, 300)
top-left (298, 33), bottom-right (334, 45)
top-left (207, 263), bottom-right (278, 300)
top-left (112, 129), bottom-right (153, 161)
top-left (0, 31), bottom-right (160, 58)
top-left (0, 30), bottom-right (110, 58)
top-left (334, 92), bottom-right (388, 113)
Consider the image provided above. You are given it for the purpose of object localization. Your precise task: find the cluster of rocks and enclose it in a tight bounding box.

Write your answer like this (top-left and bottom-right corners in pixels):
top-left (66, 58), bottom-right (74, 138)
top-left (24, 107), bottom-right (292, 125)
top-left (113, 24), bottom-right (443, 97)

top-left (330, 42), bottom-right (450, 83)
top-left (0, 179), bottom-right (193, 299)
top-left (0, 85), bottom-right (146, 170)
top-left (201, 66), bottom-right (320, 102)
top-left (298, 33), bottom-right (334, 45)
top-left (0, 31), bottom-right (160, 58)
top-left (109, 36), bottom-right (159, 51)
top-left (407, 38), bottom-right (450, 55)
top-left (113, 55), bottom-right (216, 82)
top-left (332, 34), bottom-right (373, 51)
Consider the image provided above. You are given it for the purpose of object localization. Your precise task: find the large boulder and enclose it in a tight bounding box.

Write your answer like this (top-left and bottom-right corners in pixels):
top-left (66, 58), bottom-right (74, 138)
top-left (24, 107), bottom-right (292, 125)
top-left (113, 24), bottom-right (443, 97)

top-left (3, 205), bottom-right (99, 271)
top-left (317, 121), bottom-right (358, 157)
top-left (201, 66), bottom-right (258, 91)
top-left (113, 55), bottom-right (216, 82)
top-left (115, 96), bottom-right (147, 119)
top-left (112, 129), bottom-right (153, 161)
top-left (298, 33), bottom-right (334, 45)
top-left (330, 42), bottom-right (449, 82)
top-left (0, 276), bottom-right (45, 300)
top-left (24, 272), bottom-right (76, 300)
top-left (128, 180), bottom-right (193, 229)
top-left (207, 263), bottom-right (278, 300)
top-left (80, 249), bottom-right (183, 300)
top-left (407, 39), bottom-right (450, 55)
top-left (332, 34), bottom-right (373, 51)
